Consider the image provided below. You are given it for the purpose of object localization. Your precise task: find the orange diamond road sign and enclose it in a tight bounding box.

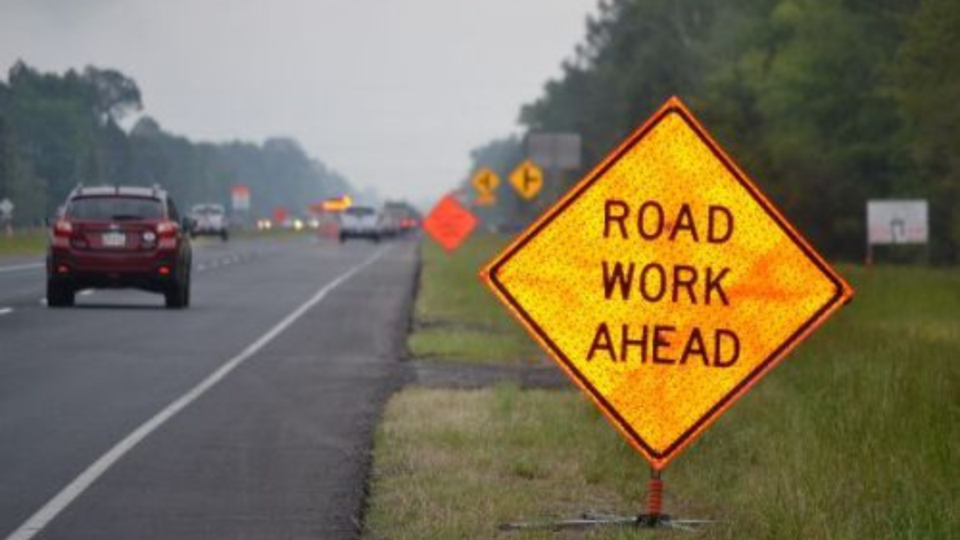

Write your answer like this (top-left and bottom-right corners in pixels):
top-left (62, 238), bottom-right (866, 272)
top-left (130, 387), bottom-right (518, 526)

top-left (481, 97), bottom-right (853, 470)
top-left (424, 194), bottom-right (478, 252)
top-left (509, 159), bottom-right (544, 200)
top-left (472, 168), bottom-right (500, 196)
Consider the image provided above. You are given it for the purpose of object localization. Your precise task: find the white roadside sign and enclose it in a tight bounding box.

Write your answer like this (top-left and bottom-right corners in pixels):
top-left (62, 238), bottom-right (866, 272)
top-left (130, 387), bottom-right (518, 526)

top-left (867, 200), bottom-right (928, 245)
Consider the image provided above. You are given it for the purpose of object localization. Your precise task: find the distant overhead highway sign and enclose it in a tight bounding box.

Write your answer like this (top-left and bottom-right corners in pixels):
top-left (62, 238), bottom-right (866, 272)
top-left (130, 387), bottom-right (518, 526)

top-left (527, 132), bottom-right (582, 170)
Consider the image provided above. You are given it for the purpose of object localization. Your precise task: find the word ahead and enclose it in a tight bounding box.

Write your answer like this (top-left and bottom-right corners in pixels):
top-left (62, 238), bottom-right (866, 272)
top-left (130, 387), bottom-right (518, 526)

top-left (590, 200), bottom-right (736, 367)
top-left (482, 96), bottom-right (852, 470)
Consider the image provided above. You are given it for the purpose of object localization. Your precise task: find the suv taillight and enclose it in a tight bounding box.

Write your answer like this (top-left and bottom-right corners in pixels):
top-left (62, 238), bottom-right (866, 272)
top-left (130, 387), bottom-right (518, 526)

top-left (54, 220), bottom-right (73, 236)
top-left (52, 220), bottom-right (73, 247)
top-left (156, 221), bottom-right (178, 248)
top-left (156, 221), bottom-right (177, 237)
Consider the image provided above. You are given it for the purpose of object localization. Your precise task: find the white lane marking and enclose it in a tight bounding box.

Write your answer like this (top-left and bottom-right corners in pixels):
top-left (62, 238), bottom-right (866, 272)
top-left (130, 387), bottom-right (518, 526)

top-left (0, 307), bottom-right (12, 315)
top-left (79, 290), bottom-right (94, 297)
top-left (0, 262), bottom-right (43, 274)
top-left (4, 246), bottom-right (389, 540)
top-left (39, 298), bottom-right (47, 306)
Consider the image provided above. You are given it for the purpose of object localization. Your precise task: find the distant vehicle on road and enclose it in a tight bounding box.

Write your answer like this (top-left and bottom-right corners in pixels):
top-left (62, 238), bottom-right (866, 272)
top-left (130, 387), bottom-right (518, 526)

top-left (47, 185), bottom-right (193, 309)
top-left (339, 206), bottom-right (382, 242)
top-left (381, 201), bottom-right (421, 238)
top-left (189, 203), bottom-right (229, 241)
top-left (378, 207), bottom-right (401, 239)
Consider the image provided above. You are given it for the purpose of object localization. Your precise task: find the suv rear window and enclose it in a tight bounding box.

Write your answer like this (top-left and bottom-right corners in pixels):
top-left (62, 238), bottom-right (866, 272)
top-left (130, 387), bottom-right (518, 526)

top-left (192, 205), bottom-right (224, 215)
top-left (67, 197), bottom-right (165, 221)
top-left (345, 207), bottom-right (375, 217)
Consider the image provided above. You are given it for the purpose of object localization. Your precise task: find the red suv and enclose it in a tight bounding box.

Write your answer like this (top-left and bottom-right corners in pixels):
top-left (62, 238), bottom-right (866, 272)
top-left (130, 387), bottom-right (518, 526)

top-left (47, 185), bottom-right (193, 309)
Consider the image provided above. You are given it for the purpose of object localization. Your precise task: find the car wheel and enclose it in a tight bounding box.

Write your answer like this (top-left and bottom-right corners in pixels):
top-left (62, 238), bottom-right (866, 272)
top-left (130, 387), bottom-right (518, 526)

top-left (165, 275), bottom-right (188, 309)
top-left (47, 280), bottom-right (75, 308)
top-left (183, 273), bottom-right (191, 308)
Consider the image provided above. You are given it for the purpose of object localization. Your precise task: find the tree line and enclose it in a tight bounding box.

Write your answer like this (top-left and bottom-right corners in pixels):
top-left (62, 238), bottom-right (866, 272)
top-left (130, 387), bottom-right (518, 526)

top-left (0, 61), bottom-right (354, 225)
top-left (468, 0), bottom-right (958, 263)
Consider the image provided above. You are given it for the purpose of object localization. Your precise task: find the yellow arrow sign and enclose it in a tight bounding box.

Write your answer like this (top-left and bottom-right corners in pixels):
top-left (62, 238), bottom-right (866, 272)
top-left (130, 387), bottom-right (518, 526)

top-left (482, 97), bottom-right (853, 470)
top-left (472, 167), bottom-right (500, 197)
top-left (509, 160), bottom-right (543, 200)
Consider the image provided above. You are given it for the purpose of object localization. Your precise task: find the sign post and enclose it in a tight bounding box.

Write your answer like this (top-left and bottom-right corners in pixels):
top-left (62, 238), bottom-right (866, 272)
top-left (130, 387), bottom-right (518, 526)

top-left (231, 186), bottom-right (251, 211)
top-left (231, 185), bottom-right (251, 228)
top-left (0, 198), bottom-right (14, 237)
top-left (484, 97), bottom-right (853, 530)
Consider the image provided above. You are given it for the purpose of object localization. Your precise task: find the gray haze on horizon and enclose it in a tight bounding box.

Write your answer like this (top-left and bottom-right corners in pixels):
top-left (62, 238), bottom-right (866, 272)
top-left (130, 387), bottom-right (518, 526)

top-left (0, 0), bottom-right (598, 207)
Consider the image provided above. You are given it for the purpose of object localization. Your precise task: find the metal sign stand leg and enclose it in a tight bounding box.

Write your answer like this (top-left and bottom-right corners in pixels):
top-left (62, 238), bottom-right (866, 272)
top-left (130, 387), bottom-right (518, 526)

top-left (499, 468), bottom-right (727, 532)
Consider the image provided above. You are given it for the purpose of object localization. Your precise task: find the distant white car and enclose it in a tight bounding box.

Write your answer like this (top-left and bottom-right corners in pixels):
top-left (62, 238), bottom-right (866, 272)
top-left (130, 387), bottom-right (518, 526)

top-left (190, 204), bottom-right (229, 241)
top-left (339, 206), bottom-right (381, 242)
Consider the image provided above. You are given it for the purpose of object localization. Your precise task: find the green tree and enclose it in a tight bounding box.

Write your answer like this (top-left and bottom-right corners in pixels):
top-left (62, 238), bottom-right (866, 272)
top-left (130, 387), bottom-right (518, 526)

top-left (891, 0), bottom-right (960, 261)
top-left (512, 0), bottom-right (954, 261)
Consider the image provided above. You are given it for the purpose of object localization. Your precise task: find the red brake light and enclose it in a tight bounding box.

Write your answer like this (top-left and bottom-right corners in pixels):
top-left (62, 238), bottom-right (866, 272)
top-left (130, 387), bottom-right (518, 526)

top-left (156, 221), bottom-right (178, 238)
top-left (156, 221), bottom-right (179, 249)
top-left (54, 220), bottom-right (73, 236)
top-left (52, 220), bottom-right (74, 248)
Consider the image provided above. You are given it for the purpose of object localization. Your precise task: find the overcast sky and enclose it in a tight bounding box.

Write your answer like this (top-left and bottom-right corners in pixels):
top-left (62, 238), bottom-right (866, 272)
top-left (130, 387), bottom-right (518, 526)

top-left (0, 0), bottom-right (598, 205)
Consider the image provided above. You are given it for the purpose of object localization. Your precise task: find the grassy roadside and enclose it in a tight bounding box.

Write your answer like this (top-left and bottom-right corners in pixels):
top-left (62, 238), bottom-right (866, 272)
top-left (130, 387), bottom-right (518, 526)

top-left (0, 230), bottom-right (47, 257)
top-left (366, 262), bottom-right (959, 539)
top-left (407, 234), bottom-right (542, 364)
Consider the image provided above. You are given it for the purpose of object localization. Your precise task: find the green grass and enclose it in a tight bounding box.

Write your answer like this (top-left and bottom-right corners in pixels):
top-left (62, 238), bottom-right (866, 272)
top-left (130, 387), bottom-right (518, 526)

top-left (409, 234), bottom-right (542, 364)
top-left (0, 229), bottom-right (47, 257)
top-left (365, 264), bottom-right (959, 540)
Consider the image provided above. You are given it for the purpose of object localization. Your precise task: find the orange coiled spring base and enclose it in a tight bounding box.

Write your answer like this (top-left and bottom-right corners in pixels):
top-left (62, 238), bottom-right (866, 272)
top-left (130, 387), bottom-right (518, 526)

top-left (645, 476), bottom-right (664, 517)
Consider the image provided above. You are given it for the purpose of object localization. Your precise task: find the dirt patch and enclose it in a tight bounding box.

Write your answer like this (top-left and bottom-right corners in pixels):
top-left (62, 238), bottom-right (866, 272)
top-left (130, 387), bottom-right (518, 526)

top-left (406, 359), bottom-right (570, 389)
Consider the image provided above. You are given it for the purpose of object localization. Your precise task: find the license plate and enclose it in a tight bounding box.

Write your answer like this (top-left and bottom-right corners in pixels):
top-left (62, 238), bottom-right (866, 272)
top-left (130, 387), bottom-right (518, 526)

top-left (102, 232), bottom-right (126, 247)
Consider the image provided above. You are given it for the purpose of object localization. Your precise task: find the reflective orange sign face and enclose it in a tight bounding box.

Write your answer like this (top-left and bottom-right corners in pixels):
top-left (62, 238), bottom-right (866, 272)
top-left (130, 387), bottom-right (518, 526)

top-left (424, 194), bottom-right (477, 252)
top-left (481, 97), bottom-right (853, 470)
top-left (318, 195), bottom-right (352, 213)
top-left (509, 159), bottom-right (544, 200)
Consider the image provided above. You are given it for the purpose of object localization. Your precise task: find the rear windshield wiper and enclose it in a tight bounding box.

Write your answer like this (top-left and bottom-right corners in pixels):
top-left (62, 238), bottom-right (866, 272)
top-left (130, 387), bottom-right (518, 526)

top-left (110, 214), bottom-right (144, 221)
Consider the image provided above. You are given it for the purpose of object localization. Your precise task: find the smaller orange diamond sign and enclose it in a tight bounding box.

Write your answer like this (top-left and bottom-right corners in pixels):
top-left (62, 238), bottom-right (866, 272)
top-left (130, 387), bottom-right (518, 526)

top-left (509, 160), bottom-right (544, 200)
top-left (424, 194), bottom-right (477, 252)
top-left (481, 97), bottom-right (853, 470)
top-left (472, 168), bottom-right (500, 196)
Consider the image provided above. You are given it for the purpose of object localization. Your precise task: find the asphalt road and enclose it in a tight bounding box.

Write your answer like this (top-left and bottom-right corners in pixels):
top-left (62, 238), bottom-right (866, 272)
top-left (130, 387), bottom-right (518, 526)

top-left (0, 236), bottom-right (418, 539)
